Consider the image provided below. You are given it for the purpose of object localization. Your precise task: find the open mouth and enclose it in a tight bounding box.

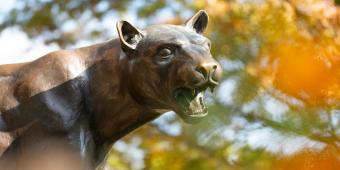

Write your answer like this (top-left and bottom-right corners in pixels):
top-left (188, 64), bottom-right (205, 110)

top-left (173, 87), bottom-right (208, 123)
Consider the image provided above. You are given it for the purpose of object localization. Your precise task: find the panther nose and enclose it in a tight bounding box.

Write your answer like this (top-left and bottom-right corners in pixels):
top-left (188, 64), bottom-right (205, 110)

top-left (196, 62), bottom-right (222, 86)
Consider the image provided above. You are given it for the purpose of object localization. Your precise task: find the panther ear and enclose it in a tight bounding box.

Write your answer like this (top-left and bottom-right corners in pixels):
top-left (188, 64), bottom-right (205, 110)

top-left (116, 21), bottom-right (145, 52)
top-left (185, 10), bottom-right (209, 34)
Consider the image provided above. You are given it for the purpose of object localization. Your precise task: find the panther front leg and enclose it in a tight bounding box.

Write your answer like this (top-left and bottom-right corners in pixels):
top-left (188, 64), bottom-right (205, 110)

top-left (0, 132), bottom-right (12, 156)
top-left (67, 118), bottom-right (97, 169)
top-left (0, 121), bottom-right (96, 170)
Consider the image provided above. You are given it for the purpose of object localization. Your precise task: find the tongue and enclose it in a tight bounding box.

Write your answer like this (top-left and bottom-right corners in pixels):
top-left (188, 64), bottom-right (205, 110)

top-left (176, 90), bottom-right (192, 108)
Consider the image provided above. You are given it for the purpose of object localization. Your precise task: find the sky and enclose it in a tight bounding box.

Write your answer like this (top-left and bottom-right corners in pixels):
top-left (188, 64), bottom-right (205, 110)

top-left (0, 0), bottom-right (141, 64)
top-left (0, 0), bottom-right (185, 64)
top-left (0, 0), bottom-right (59, 64)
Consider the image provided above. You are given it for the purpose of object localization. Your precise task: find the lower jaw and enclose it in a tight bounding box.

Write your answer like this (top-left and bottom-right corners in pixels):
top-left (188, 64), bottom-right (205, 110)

top-left (176, 110), bottom-right (208, 124)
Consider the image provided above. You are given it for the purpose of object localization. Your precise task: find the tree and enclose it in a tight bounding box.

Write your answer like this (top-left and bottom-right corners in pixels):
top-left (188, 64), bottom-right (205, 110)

top-left (1, 0), bottom-right (339, 169)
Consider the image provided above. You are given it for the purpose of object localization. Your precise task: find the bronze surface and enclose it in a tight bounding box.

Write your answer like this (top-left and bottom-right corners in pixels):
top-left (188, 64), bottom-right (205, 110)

top-left (0, 10), bottom-right (221, 170)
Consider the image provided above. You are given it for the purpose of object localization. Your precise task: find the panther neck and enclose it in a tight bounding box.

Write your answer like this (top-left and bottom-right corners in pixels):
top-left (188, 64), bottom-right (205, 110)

top-left (86, 39), bottom-right (159, 144)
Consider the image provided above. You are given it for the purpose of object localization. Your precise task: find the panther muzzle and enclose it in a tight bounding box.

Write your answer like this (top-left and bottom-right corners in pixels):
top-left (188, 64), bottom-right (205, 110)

top-left (173, 78), bottom-right (218, 123)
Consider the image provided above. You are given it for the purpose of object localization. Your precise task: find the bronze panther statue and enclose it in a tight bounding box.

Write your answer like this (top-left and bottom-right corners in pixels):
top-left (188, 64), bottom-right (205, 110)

top-left (0, 10), bottom-right (222, 170)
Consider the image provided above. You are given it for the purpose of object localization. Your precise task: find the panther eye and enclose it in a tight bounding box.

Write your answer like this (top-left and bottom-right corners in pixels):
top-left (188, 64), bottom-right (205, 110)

top-left (158, 48), bottom-right (173, 58)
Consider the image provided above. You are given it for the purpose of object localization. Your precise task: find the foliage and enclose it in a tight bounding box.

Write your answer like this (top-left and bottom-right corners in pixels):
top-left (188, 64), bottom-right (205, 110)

top-left (1, 0), bottom-right (339, 169)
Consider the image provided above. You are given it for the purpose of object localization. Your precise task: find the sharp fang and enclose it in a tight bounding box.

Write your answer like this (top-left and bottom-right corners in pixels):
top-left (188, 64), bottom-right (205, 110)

top-left (210, 86), bottom-right (215, 93)
top-left (192, 89), bottom-right (195, 96)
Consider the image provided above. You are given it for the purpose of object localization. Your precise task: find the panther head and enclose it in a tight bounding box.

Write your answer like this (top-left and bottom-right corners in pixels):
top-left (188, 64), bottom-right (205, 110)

top-left (117, 10), bottom-right (222, 123)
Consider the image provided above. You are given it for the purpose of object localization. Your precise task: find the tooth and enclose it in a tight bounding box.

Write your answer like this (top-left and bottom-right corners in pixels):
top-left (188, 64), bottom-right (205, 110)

top-left (210, 87), bottom-right (215, 93)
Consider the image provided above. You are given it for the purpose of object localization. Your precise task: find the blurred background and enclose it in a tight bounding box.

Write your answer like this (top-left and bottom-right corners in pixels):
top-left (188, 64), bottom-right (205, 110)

top-left (0, 0), bottom-right (339, 169)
